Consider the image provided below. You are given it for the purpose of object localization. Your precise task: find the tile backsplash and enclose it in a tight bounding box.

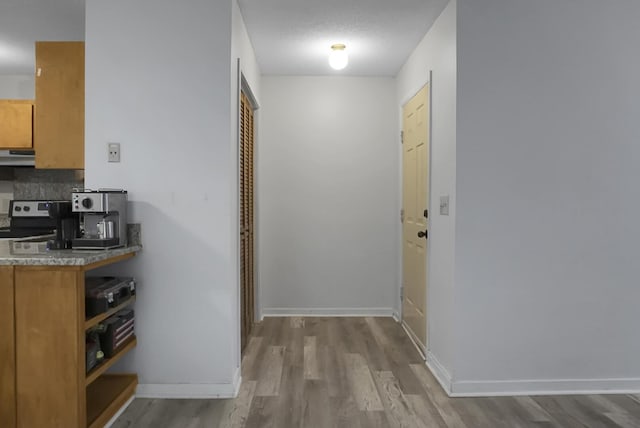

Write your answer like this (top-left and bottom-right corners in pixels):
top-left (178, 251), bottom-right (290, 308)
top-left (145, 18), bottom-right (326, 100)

top-left (0, 168), bottom-right (84, 220)
top-left (13, 168), bottom-right (84, 200)
top-left (0, 180), bottom-right (13, 215)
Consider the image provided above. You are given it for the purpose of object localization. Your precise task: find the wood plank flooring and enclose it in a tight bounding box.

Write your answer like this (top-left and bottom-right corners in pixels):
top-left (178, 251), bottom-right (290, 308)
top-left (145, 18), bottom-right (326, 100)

top-left (112, 317), bottom-right (640, 428)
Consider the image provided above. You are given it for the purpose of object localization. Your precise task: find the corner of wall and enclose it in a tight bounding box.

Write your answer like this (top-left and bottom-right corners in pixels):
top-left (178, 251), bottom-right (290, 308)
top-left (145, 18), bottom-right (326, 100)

top-left (396, 0), bottom-right (458, 387)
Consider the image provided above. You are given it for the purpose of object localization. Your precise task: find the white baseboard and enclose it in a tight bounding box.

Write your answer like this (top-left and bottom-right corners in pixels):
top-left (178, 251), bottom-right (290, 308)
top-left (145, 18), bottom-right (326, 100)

top-left (424, 355), bottom-right (640, 397)
top-left (261, 307), bottom-right (396, 317)
top-left (449, 377), bottom-right (640, 397)
top-left (104, 396), bottom-right (135, 428)
top-left (426, 351), bottom-right (453, 395)
top-left (136, 368), bottom-right (242, 399)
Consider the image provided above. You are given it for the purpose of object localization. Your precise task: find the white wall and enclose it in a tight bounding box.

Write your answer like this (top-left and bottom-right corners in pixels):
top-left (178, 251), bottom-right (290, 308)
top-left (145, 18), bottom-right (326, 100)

top-left (396, 0), bottom-right (457, 380)
top-left (454, 0), bottom-right (640, 394)
top-left (258, 76), bottom-right (398, 315)
top-left (232, 1), bottom-right (260, 104)
top-left (230, 0), bottom-right (261, 374)
top-left (0, 75), bottom-right (34, 99)
top-left (85, 0), bottom-right (240, 397)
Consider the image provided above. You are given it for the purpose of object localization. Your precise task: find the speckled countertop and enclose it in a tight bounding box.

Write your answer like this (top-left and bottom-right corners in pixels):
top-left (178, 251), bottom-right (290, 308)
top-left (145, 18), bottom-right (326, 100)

top-left (0, 241), bottom-right (142, 266)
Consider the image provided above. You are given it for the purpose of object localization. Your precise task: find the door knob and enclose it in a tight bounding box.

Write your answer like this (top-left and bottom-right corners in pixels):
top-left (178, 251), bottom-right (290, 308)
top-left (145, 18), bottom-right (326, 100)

top-left (417, 230), bottom-right (427, 239)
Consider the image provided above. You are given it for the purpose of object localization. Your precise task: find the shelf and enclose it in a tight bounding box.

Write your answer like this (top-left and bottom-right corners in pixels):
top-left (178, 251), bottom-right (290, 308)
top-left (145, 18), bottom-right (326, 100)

top-left (86, 337), bottom-right (137, 386)
top-left (85, 296), bottom-right (136, 330)
top-left (87, 373), bottom-right (137, 428)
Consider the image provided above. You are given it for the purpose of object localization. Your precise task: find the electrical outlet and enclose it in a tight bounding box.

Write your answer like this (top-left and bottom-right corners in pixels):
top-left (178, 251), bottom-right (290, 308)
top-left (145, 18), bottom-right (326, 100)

top-left (108, 143), bottom-right (121, 162)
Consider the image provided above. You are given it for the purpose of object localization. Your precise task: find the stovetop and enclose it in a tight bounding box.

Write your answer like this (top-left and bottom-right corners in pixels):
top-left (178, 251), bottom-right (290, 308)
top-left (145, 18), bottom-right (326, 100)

top-left (0, 227), bottom-right (55, 240)
top-left (0, 199), bottom-right (62, 240)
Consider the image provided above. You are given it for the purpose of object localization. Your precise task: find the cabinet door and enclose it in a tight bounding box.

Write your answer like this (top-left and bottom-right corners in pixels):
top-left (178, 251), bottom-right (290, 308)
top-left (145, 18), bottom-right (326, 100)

top-left (0, 101), bottom-right (33, 149)
top-left (35, 42), bottom-right (84, 169)
top-left (15, 269), bottom-right (85, 428)
top-left (0, 267), bottom-right (15, 428)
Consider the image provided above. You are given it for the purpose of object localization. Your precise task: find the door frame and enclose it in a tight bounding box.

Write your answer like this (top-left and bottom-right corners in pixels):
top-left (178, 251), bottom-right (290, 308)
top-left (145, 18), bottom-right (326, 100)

top-left (235, 59), bottom-right (260, 363)
top-left (240, 73), bottom-right (260, 327)
top-left (399, 71), bottom-right (433, 358)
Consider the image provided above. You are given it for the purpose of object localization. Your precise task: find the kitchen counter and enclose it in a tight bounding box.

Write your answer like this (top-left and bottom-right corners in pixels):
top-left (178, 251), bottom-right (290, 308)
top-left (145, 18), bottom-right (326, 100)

top-left (0, 240), bottom-right (142, 266)
top-left (0, 241), bottom-right (140, 428)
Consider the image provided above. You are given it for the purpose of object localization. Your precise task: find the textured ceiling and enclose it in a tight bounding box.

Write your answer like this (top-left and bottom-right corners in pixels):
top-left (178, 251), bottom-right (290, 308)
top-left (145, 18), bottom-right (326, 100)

top-left (0, 0), bottom-right (448, 77)
top-left (238, 0), bottom-right (449, 76)
top-left (0, 0), bottom-right (84, 75)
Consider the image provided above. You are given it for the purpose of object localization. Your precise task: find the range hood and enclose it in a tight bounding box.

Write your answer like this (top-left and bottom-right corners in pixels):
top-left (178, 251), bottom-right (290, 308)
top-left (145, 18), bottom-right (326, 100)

top-left (0, 150), bottom-right (35, 166)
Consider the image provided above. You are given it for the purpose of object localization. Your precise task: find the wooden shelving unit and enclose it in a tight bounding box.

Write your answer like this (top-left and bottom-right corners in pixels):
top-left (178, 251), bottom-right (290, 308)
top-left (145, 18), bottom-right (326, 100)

top-left (83, 283), bottom-right (138, 426)
top-left (86, 337), bottom-right (137, 386)
top-left (87, 374), bottom-right (137, 428)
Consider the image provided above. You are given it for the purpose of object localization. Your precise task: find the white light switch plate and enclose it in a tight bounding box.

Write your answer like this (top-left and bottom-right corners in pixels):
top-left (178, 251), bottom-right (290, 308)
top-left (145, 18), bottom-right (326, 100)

top-left (440, 195), bottom-right (450, 215)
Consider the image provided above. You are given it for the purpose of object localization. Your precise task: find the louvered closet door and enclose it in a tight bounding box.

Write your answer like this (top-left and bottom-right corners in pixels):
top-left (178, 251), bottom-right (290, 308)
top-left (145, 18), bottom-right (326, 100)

top-left (240, 91), bottom-right (255, 353)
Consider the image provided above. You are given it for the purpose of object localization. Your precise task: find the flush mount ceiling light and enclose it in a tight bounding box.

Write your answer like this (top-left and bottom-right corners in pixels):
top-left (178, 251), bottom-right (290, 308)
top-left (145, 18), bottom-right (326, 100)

top-left (329, 44), bottom-right (348, 70)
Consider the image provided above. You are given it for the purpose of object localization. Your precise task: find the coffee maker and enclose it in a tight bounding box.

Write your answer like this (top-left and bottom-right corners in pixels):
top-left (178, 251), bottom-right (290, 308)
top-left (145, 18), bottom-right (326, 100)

top-left (71, 189), bottom-right (128, 249)
top-left (47, 201), bottom-right (80, 250)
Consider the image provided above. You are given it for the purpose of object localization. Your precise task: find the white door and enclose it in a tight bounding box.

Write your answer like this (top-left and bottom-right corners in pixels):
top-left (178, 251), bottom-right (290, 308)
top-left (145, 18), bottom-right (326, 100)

top-left (402, 84), bottom-right (430, 352)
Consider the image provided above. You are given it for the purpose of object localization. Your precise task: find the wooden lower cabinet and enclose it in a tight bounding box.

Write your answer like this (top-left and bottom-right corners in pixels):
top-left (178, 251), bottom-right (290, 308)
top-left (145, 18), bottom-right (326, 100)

top-left (1, 253), bottom-right (137, 428)
top-left (15, 269), bottom-right (86, 427)
top-left (0, 267), bottom-right (16, 428)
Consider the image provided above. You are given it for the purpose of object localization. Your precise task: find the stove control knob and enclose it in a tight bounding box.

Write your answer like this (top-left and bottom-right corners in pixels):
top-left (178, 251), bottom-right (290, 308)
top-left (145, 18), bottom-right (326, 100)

top-left (81, 198), bottom-right (93, 209)
top-left (23, 206), bottom-right (30, 212)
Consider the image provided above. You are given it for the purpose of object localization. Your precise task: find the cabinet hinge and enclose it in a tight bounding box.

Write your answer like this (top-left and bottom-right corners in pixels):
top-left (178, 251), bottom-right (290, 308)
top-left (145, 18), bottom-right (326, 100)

top-left (400, 131), bottom-right (404, 144)
top-left (400, 209), bottom-right (405, 223)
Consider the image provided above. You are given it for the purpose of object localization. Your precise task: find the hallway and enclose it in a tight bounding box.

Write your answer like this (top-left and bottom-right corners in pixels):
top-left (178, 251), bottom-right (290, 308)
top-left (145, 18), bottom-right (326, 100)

top-left (113, 317), bottom-right (640, 427)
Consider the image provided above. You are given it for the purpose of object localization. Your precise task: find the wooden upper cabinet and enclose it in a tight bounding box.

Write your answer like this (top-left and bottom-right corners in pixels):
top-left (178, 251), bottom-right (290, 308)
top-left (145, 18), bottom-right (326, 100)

top-left (35, 41), bottom-right (84, 169)
top-left (0, 100), bottom-right (33, 149)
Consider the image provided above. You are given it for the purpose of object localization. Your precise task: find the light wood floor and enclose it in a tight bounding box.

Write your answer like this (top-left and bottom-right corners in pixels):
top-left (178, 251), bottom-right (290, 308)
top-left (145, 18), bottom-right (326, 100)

top-left (112, 317), bottom-right (640, 427)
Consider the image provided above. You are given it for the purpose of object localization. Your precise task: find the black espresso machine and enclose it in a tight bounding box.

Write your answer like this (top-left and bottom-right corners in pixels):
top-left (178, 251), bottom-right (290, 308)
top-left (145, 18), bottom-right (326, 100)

top-left (46, 201), bottom-right (80, 249)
